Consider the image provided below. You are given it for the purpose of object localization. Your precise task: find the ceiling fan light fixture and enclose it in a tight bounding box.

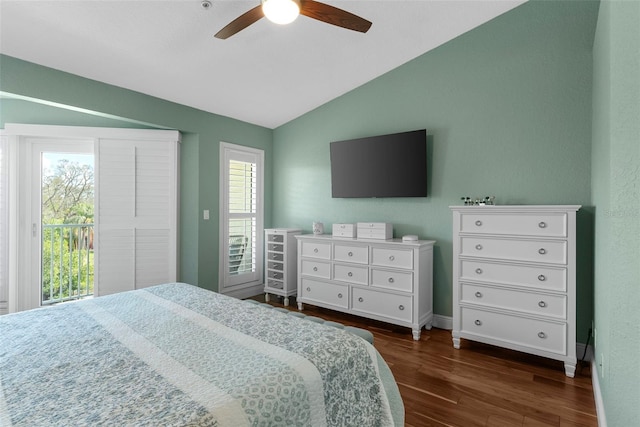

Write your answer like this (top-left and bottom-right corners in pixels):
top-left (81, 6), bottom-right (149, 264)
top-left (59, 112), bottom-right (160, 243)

top-left (261, 0), bottom-right (300, 25)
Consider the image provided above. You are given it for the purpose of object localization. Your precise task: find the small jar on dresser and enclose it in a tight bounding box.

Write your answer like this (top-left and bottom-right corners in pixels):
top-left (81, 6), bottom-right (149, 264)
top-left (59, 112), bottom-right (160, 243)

top-left (450, 205), bottom-right (581, 377)
top-left (264, 228), bottom-right (301, 306)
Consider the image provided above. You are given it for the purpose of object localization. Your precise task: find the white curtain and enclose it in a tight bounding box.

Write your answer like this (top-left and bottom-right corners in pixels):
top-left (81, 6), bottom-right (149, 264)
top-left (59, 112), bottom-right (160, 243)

top-left (0, 136), bottom-right (8, 314)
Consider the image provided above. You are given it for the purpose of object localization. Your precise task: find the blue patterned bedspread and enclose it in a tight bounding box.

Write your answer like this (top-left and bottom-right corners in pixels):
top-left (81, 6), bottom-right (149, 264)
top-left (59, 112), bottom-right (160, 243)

top-left (0, 283), bottom-right (401, 426)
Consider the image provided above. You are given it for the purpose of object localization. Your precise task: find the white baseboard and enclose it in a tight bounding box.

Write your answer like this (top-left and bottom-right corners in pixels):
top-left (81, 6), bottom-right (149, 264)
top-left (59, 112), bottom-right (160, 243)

top-left (592, 358), bottom-right (607, 427)
top-left (221, 284), bottom-right (264, 300)
top-left (432, 314), bottom-right (452, 330)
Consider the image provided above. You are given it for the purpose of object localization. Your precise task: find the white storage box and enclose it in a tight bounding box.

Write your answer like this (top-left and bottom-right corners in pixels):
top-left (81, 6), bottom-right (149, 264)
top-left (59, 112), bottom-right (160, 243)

top-left (357, 222), bottom-right (393, 240)
top-left (332, 223), bottom-right (357, 238)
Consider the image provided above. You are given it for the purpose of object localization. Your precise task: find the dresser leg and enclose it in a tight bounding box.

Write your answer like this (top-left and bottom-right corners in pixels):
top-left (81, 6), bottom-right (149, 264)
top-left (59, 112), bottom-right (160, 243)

top-left (283, 297), bottom-right (290, 307)
top-left (265, 293), bottom-right (270, 303)
top-left (297, 302), bottom-right (304, 311)
top-left (412, 328), bottom-right (421, 341)
top-left (564, 361), bottom-right (577, 378)
top-left (452, 334), bottom-right (461, 349)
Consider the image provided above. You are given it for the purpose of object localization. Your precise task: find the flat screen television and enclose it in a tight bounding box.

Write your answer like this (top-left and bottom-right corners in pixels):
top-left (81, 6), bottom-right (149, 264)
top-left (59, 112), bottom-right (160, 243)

top-left (330, 129), bottom-right (427, 198)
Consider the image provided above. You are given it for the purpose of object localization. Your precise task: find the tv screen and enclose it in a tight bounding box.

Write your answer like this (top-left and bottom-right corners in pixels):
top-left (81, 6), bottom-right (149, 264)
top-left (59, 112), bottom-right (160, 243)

top-left (330, 129), bottom-right (427, 198)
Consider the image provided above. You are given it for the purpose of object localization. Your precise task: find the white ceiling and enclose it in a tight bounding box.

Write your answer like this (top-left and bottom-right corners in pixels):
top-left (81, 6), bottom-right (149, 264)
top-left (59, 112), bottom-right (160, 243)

top-left (0, 0), bottom-right (526, 129)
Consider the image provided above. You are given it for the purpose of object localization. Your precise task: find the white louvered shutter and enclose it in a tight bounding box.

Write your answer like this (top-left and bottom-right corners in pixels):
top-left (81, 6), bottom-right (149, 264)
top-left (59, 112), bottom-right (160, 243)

top-left (95, 136), bottom-right (179, 296)
top-left (220, 143), bottom-right (263, 295)
top-left (0, 136), bottom-right (8, 314)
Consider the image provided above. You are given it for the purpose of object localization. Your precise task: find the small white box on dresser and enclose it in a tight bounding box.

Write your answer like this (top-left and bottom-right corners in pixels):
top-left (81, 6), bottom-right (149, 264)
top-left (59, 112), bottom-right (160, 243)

top-left (332, 223), bottom-right (356, 238)
top-left (356, 222), bottom-right (393, 239)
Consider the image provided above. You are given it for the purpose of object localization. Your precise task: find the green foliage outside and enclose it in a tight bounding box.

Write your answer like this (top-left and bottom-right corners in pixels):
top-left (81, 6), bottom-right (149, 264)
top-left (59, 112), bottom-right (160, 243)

top-left (41, 158), bottom-right (94, 304)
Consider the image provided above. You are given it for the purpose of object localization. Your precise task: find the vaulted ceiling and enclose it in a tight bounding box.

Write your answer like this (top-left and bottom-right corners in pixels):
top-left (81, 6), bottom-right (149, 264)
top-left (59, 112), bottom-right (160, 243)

top-left (0, 0), bottom-right (526, 128)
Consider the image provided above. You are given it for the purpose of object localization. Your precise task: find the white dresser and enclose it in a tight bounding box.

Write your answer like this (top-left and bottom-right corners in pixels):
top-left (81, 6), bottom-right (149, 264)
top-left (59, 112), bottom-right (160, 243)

top-left (264, 228), bottom-right (301, 306)
top-left (295, 234), bottom-right (436, 340)
top-left (450, 205), bottom-right (581, 377)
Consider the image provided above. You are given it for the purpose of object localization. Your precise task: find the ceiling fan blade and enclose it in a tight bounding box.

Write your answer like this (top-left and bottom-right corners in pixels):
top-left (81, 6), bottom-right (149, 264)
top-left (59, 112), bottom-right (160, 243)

top-left (215, 5), bottom-right (264, 39)
top-left (300, 0), bottom-right (372, 33)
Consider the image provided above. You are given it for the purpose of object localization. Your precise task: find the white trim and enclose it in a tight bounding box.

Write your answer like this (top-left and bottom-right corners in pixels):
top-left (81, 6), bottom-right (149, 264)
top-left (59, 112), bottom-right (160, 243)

top-left (432, 314), bottom-right (453, 330)
top-left (3, 123), bottom-right (180, 143)
top-left (218, 142), bottom-right (264, 295)
top-left (220, 284), bottom-right (264, 300)
top-left (592, 358), bottom-right (607, 427)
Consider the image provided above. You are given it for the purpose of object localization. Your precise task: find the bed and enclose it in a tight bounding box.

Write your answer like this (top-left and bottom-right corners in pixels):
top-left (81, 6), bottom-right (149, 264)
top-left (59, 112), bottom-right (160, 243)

top-left (0, 282), bottom-right (404, 426)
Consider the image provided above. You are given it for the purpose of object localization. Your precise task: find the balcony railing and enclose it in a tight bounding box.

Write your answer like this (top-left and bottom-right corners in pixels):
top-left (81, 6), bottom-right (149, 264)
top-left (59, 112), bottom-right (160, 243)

top-left (42, 224), bottom-right (94, 305)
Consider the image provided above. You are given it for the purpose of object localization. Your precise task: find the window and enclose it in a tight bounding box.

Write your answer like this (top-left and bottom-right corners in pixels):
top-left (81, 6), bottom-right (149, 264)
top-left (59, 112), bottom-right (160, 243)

top-left (219, 143), bottom-right (264, 297)
top-left (1, 124), bottom-right (179, 312)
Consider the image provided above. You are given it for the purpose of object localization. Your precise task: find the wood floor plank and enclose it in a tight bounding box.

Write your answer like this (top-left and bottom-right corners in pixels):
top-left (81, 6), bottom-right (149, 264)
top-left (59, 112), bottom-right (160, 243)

top-left (254, 296), bottom-right (598, 427)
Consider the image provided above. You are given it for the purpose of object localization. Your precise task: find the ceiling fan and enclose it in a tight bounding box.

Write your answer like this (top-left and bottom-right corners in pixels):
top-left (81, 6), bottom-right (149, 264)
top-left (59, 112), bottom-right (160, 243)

top-left (214, 0), bottom-right (372, 39)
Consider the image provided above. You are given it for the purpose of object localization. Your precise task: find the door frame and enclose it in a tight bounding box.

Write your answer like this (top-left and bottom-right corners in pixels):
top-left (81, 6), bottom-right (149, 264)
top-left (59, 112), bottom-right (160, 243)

top-left (22, 138), bottom-right (94, 311)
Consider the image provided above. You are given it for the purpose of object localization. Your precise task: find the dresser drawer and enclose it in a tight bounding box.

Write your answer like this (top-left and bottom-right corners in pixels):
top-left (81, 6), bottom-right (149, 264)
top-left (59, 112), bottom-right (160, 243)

top-left (461, 260), bottom-right (566, 292)
top-left (334, 263), bottom-right (368, 285)
top-left (300, 278), bottom-right (348, 309)
top-left (301, 259), bottom-right (331, 279)
top-left (461, 237), bottom-right (567, 265)
top-left (460, 213), bottom-right (567, 237)
top-left (301, 241), bottom-right (331, 259)
top-left (267, 243), bottom-right (284, 252)
top-left (352, 288), bottom-right (412, 323)
top-left (266, 252), bottom-right (283, 262)
top-left (266, 260), bottom-right (284, 271)
top-left (461, 307), bottom-right (566, 355)
top-left (371, 268), bottom-right (413, 292)
top-left (461, 283), bottom-right (566, 319)
top-left (267, 270), bottom-right (284, 281)
top-left (371, 247), bottom-right (413, 269)
top-left (334, 244), bottom-right (369, 264)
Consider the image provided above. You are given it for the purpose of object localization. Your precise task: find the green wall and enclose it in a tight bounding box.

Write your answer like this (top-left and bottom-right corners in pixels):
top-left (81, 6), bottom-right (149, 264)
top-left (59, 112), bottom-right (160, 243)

top-left (592, 0), bottom-right (640, 424)
top-left (272, 0), bottom-right (598, 343)
top-left (0, 55), bottom-right (274, 292)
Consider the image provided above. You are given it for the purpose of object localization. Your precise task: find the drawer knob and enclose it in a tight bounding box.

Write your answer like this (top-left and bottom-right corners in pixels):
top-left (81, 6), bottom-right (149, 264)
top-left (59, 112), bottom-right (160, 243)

top-left (358, 297), bottom-right (364, 303)
top-left (348, 251), bottom-right (353, 257)
top-left (306, 287), bottom-right (311, 292)
top-left (475, 244), bottom-right (483, 250)
top-left (389, 255), bottom-right (395, 261)
top-left (338, 293), bottom-right (343, 299)
top-left (475, 220), bottom-right (482, 226)
top-left (538, 274), bottom-right (547, 282)
top-left (538, 248), bottom-right (547, 255)
top-left (475, 268), bottom-right (483, 274)
top-left (313, 267), bottom-right (318, 272)
top-left (538, 300), bottom-right (547, 308)
top-left (398, 305), bottom-right (405, 311)
top-left (538, 221), bottom-right (547, 229)
top-left (348, 272), bottom-right (353, 277)
top-left (475, 291), bottom-right (483, 298)
top-left (538, 332), bottom-right (547, 339)
top-left (474, 319), bottom-right (482, 326)
top-left (388, 277), bottom-right (395, 283)
top-left (313, 248), bottom-right (319, 253)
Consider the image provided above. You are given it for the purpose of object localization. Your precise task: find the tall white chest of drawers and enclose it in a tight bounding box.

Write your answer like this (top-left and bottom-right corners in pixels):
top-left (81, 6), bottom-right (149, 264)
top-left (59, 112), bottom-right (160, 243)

top-left (295, 234), bottom-right (436, 340)
top-left (264, 228), bottom-right (301, 306)
top-left (450, 205), bottom-right (581, 377)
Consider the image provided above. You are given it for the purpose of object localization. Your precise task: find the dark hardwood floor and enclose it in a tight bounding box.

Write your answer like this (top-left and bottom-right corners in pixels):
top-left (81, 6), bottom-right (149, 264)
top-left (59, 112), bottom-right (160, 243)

top-left (254, 295), bottom-right (598, 427)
